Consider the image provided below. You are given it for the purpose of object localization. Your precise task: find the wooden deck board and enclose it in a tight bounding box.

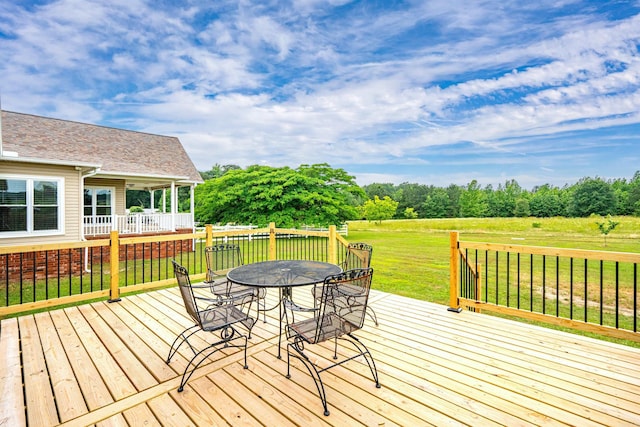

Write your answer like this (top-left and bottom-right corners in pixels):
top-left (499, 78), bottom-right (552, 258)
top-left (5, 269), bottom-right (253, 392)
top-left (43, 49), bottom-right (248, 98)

top-left (0, 317), bottom-right (26, 427)
top-left (19, 314), bottom-right (59, 426)
top-left (2, 287), bottom-right (640, 426)
top-left (35, 311), bottom-right (88, 422)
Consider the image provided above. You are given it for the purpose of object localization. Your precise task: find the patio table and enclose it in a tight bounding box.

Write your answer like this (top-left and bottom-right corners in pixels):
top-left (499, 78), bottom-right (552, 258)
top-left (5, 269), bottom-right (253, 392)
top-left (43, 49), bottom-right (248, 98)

top-left (227, 260), bottom-right (341, 357)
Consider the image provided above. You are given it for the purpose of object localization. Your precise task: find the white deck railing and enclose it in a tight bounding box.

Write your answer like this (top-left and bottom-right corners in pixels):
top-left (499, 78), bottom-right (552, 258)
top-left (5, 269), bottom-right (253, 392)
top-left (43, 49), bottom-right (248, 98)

top-left (83, 213), bottom-right (194, 236)
top-left (85, 216), bottom-right (349, 237)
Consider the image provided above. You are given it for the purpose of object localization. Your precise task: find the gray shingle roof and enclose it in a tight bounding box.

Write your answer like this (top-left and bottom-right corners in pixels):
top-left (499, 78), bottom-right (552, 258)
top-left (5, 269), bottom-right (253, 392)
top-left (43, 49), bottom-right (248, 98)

top-left (0, 110), bottom-right (203, 184)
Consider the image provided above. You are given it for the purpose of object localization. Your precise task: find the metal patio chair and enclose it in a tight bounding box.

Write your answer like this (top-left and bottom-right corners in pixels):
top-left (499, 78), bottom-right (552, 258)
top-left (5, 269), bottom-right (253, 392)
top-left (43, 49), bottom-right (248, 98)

top-left (167, 260), bottom-right (255, 392)
top-left (285, 268), bottom-right (381, 416)
top-left (205, 244), bottom-right (267, 322)
top-left (312, 242), bottom-right (378, 325)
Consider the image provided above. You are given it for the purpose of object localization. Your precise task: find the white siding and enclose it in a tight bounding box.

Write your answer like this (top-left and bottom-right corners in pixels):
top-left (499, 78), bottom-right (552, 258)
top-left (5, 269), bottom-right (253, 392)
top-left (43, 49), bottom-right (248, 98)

top-left (1, 161), bottom-right (81, 246)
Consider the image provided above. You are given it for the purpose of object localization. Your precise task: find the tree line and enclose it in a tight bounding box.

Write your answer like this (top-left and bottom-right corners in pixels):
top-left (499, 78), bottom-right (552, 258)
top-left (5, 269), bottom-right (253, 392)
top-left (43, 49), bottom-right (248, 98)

top-left (364, 173), bottom-right (640, 219)
top-left (128, 164), bottom-right (640, 226)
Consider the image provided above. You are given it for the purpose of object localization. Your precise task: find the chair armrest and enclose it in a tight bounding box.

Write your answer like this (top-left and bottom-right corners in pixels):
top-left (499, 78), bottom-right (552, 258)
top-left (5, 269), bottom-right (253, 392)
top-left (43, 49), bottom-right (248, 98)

top-left (283, 298), bottom-right (318, 313)
top-left (194, 287), bottom-right (255, 306)
top-left (191, 281), bottom-right (219, 290)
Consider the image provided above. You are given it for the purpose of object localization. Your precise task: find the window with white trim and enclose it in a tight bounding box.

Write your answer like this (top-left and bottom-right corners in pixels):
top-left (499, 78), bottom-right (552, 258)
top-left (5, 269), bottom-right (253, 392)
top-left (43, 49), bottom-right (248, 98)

top-left (84, 187), bottom-right (113, 217)
top-left (0, 176), bottom-right (64, 236)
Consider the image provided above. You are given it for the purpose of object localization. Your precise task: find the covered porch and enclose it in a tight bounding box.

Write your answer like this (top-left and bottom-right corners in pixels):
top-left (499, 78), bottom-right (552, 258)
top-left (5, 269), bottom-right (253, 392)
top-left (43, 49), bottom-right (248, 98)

top-left (2, 285), bottom-right (639, 426)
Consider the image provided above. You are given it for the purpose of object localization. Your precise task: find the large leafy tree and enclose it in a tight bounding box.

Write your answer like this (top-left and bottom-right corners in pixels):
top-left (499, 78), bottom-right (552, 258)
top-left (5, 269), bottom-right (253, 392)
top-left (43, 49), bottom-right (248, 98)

top-left (363, 183), bottom-right (397, 200)
top-left (486, 179), bottom-right (524, 217)
top-left (360, 196), bottom-right (399, 223)
top-left (529, 184), bottom-right (566, 217)
top-left (459, 180), bottom-right (488, 217)
top-left (194, 163), bottom-right (365, 227)
top-left (423, 187), bottom-right (450, 218)
top-left (395, 182), bottom-right (430, 218)
top-left (569, 177), bottom-right (617, 217)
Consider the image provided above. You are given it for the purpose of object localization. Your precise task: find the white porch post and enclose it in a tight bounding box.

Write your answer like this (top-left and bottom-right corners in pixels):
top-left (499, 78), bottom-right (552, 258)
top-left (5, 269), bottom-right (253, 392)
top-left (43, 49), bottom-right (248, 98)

top-left (171, 181), bottom-right (176, 231)
top-left (190, 184), bottom-right (195, 231)
top-left (162, 189), bottom-right (167, 213)
top-left (149, 190), bottom-right (155, 212)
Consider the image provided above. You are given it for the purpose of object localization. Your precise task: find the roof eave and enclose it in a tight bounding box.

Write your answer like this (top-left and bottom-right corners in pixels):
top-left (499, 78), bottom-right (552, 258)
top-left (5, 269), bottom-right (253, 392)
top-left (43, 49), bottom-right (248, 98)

top-left (0, 154), bottom-right (102, 169)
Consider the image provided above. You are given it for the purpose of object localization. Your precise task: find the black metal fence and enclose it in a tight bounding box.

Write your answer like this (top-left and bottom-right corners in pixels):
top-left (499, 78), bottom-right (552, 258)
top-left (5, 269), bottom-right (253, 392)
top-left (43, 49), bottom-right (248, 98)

top-left (451, 231), bottom-right (640, 342)
top-left (1, 224), bottom-right (346, 317)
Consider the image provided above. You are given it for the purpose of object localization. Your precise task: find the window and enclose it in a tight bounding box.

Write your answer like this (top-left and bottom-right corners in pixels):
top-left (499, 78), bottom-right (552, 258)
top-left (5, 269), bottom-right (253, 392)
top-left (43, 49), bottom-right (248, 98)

top-left (0, 176), bottom-right (63, 236)
top-left (84, 187), bottom-right (113, 217)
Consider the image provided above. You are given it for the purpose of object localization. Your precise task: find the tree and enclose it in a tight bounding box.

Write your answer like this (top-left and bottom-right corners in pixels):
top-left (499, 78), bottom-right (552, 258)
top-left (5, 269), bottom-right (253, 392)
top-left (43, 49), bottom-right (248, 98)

top-left (360, 196), bottom-right (399, 223)
top-left (627, 171), bottom-right (640, 216)
top-left (487, 180), bottom-right (523, 217)
top-left (423, 188), bottom-right (450, 218)
top-left (403, 207), bottom-right (418, 219)
top-left (395, 182), bottom-right (430, 218)
top-left (194, 164), bottom-right (364, 227)
top-left (126, 189), bottom-right (152, 209)
top-left (569, 177), bottom-right (616, 217)
top-left (514, 198), bottom-right (530, 217)
top-left (445, 184), bottom-right (462, 218)
top-left (200, 164), bottom-right (241, 181)
top-left (595, 215), bottom-right (619, 246)
top-left (363, 183), bottom-right (396, 200)
top-left (529, 184), bottom-right (566, 217)
top-left (459, 180), bottom-right (488, 217)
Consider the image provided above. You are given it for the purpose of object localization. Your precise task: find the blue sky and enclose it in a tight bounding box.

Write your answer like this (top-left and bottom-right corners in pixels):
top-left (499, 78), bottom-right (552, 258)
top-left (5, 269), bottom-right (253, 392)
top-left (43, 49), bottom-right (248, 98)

top-left (1, 1), bottom-right (640, 189)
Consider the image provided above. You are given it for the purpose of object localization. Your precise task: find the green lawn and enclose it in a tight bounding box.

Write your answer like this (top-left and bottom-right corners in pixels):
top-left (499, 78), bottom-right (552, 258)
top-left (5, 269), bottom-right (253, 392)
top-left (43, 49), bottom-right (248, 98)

top-left (348, 216), bottom-right (640, 303)
top-left (347, 217), bottom-right (640, 347)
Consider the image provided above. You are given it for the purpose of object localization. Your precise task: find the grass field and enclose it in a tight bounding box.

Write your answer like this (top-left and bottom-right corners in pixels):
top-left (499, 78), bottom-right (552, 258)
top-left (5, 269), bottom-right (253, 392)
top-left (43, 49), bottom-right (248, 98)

top-left (347, 216), bottom-right (640, 302)
top-left (346, 216), bottom-right (640, 347)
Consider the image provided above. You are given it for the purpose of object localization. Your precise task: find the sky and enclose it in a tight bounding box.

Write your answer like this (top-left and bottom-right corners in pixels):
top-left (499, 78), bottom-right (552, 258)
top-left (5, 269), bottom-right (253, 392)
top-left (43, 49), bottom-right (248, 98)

top-left (1, 1), bottom-right (640, 189)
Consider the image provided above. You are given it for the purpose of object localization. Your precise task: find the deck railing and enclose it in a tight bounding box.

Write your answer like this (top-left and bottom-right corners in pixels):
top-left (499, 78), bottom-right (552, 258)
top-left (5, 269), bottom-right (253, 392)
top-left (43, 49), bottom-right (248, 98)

top-left (449, 231), bottom-right (640, 343)
top-left (84, 212), bottom-right (195, 236)
top-left (83, 213), bottom-right (195, 236)
top-left (84, 215), bottom-right (348, 237)
top-left (0, 223), bottom-right (348, 318)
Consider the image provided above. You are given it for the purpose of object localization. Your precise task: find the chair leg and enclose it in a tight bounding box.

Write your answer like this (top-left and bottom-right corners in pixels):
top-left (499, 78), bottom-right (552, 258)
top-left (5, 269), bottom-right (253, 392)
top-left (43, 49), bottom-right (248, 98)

top-left (366, 306), bottom-right (379, 326)
top-left (166, 325), bottom-right (200, 363)
top-left (171, 328), bottom-right (247, 392)
top-left (286, 341), bottom-right (330, 416)
top-left (345, 334), bottom-right (381, 389)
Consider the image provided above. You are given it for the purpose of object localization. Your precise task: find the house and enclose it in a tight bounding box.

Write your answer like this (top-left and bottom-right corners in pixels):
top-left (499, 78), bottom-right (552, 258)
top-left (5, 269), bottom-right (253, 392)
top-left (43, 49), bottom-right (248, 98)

top-left (0, 110), bottom-right (204, 247)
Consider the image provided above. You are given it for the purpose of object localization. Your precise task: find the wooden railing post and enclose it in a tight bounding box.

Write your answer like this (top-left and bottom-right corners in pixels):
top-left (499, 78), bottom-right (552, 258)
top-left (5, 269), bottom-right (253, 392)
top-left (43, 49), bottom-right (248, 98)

top-left (328, 225), bottom-right (337, 264)
top-left (476, 263), bottom-right (482, 314)
top-left (109, 230), bottom-right (121, 302)
top-left (448, 231), bottom-right (461, 312)
top-left (269, 222), bottom-right (277, 260)
top-left (205, 224), bottom-right (213, 248)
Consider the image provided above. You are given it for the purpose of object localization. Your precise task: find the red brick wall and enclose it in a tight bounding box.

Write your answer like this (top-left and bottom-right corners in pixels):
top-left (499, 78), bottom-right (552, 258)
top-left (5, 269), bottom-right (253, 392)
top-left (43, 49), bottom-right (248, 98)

top-left (1, 229), bottom-right (194, 282)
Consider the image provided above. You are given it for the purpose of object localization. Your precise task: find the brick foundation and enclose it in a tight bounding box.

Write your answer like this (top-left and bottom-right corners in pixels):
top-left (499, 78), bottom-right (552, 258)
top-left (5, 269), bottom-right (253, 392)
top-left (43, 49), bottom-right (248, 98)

top-left (1, 229), bottom-right (194, 282)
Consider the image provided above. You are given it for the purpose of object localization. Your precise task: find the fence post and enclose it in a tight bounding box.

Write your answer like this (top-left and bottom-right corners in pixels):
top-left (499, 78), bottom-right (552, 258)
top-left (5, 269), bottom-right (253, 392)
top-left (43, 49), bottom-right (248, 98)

top-left (269, 222), bottom-right (277, 260)
top-left (448, 231), bottom-right (461, 312)
top-left (328, 225), bottom-right (337, 264)
top-left (108, 230), bottom-right (121, 302)
top-left (205, 224), bottom-right (213, 247)
top-left (476, 263), bottom-right (482, 314)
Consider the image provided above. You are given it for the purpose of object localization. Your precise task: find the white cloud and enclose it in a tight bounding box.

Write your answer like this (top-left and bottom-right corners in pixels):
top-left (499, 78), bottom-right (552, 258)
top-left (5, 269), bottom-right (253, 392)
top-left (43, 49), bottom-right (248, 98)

top-left (1, 1), bottom-right (640, 188)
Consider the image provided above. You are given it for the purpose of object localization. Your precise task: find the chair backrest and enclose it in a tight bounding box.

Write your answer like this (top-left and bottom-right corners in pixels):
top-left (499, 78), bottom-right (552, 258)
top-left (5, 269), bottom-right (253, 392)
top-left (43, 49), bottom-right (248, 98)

top-left (205, 244), bottom-right (243, 281)
top-left (315, 268), bottom-right (373, 341)
top-left (172, 260), bottom-right (202, 326)
top-left (344, 243), bottom-right (373, 270)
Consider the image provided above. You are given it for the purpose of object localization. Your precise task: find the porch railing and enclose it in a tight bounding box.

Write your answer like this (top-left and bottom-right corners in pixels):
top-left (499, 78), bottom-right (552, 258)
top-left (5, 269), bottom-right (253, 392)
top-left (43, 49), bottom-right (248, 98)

top-left (0, 223), bottom-right (348, 318)
top-left (84, 215), bottom-right (348, 237)
top-left (449, 231), bottom-right (640, 343)
top-left (83, 213), bottom-right (195, 236)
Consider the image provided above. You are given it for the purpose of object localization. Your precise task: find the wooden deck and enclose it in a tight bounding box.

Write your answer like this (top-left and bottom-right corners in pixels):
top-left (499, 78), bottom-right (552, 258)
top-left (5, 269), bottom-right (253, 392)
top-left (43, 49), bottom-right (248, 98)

top-left (2, 286), bottom-right (640, 426)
